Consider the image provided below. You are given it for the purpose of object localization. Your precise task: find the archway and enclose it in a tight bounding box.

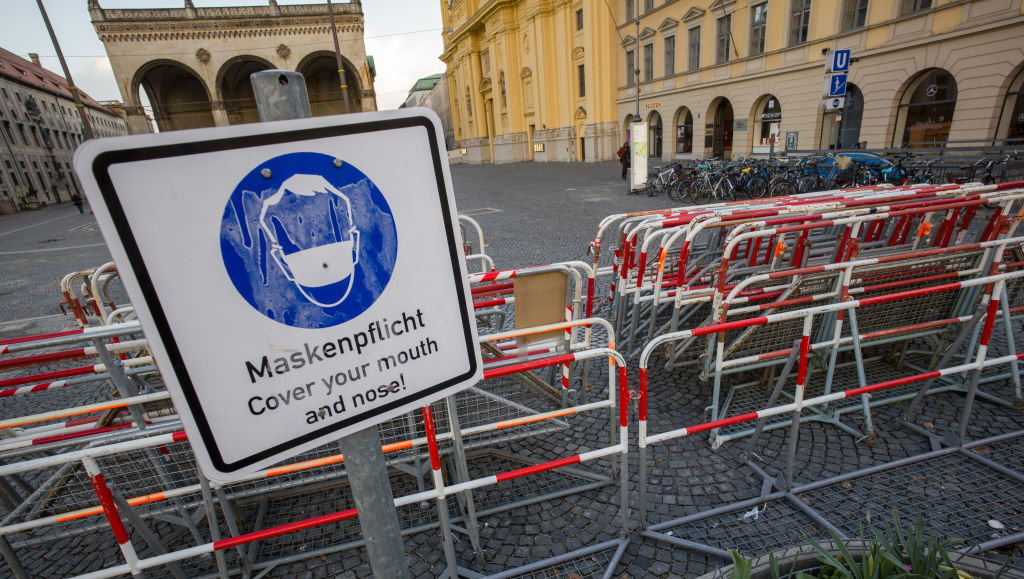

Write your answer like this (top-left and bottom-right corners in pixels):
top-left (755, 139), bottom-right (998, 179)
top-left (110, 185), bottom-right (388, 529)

top-left (820, 84), bottom-right (864, 149)
top-left (218, 56), bottom-right (274, 125)
top-left (647, 110), bottom-right (663, 158)
top-left (707, 98), bottom-right (733, 159)
top-left (892, 68), bottom-right (958, 148)
top-left (750, 94), bottom-right (782, 155)
top-left (674, 107), bottom-right (693, 154)
top-left (297, 51), bottom-right (362, 116)
top-left (135, 60), bottom-right (215, 131)
top-left (996, 66), bottom-right (1024, 146)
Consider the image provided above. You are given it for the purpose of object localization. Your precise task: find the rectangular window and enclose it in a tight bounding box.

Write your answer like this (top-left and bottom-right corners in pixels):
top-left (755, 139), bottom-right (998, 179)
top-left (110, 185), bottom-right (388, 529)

top-left (626, 0), bottom-right (633, 21)
top-left (900, 0), bottom-right (930, 14)
top-left (842, 0), bottom-right (868, 30)
top-left (644, 0), bottom-right (654, 13)
top-left (1, 88), bottom-right (6, 98)
top-left (644, 43), bottom-right (654, 82)
top-left (664, 36), bottom-right (676, 77)
top-left (688, 27), bottom-right (701, 71)
top-left (750, 3), bottom-right (768, 55)
top-left (578, 64), bottom-right (585, 97)
top-left (576, 9), bottom-right (583, 30)
top-left (481, 52), bottom-right (490, 75)
top-left (789, 0), bottom-right (811, 45)
top-left (626, 49), bottom-right (635, 86)
top-left (716, 15), bottom-right (731, 64)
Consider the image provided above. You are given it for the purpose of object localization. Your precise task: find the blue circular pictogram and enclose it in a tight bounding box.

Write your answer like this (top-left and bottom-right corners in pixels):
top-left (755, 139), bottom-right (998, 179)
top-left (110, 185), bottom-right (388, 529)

top-left (220, 152), bottom-right (397, 329)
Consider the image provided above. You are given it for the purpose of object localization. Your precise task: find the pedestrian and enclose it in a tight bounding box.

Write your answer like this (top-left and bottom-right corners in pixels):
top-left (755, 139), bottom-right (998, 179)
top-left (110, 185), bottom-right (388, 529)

top-left (617, 140), bottom-right (630, 180)
top-left (71, 193), bottom-right (84, 214)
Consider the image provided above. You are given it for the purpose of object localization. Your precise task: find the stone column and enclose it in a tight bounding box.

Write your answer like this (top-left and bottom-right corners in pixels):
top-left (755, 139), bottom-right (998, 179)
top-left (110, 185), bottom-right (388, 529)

top-left (210, 101), bottom-right (231, 127)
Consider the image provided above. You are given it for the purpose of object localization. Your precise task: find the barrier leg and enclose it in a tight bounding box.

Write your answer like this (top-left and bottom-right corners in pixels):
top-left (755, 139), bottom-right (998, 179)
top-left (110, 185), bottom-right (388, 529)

top-left (422, 407), bottom-right (461, 579)
top-left (999, 298), bottom-right (1022, 403)
top-left (902, 301), bottom-right (984, 421)
top-left (0, 535), bottom-right (29, 579)
top-left (444, 396), bottom-right (484, 565)
top-left (744, 342), bottom-right (800, 453)
top-left (197, 473), bottom-right (230, 579)
top-left (216, 488), bottom-right (256, 576)
top-left (82, 456), bottom-right (144, 577)
top-left (90, 338), bottom-right (147, 430)
top-left (110, 489), bottom-right (188, 579)
top-left (845, 309), bottom-right (874, 439)
top-left (782, 316), bottom-right (812, 490)
top-left (958, 283), bottom-right (1004, 444)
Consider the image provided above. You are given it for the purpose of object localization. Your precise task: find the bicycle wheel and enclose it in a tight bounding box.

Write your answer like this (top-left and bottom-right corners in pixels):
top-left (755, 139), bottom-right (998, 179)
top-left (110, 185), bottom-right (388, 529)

top-left (645, 181), bottom-right (658, 197)
top-left (747, 176), bottom-right (768, 198)
top-left (770, 179), bottom-right (797, 197)
top-left (689, 179), bottom-right (711, 203)
top-left (667, 180), bottom-right (688, 202)
top-left (796, 175), bottom-right (819, 193)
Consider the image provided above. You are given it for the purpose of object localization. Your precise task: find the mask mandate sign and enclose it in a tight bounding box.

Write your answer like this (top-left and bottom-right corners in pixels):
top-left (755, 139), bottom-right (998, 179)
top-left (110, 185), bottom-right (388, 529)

top-left (74, 109), bottom-right (483, 482)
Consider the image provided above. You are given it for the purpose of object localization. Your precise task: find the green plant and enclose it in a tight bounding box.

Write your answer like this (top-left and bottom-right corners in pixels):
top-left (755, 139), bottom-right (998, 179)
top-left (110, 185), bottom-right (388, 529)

top-left (723, 508), bottom-right (1011, 578)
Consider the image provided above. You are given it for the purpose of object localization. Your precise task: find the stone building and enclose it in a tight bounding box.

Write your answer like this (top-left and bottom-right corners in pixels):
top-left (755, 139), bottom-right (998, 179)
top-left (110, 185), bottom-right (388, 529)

top-left (88, 0), bottom-right (377, 133)
top-left (618, 0), bottom-right (1024, 160)
top-left (401, 73), bottom-right (455, 149)
top-left (441, 0), bottom-right (621, 163)
top-left (0, 48), bottom-right (128, 213)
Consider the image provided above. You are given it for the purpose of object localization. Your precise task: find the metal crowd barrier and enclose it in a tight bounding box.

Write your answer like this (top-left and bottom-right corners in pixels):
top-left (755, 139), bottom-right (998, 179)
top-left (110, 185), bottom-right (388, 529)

top-left (0, 315), bottom-right (630, 578)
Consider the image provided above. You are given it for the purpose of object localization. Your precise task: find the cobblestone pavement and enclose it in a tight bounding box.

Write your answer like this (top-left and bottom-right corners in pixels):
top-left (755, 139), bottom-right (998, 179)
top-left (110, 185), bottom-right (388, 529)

top-left (2, 161), bottom-right (1024, 578)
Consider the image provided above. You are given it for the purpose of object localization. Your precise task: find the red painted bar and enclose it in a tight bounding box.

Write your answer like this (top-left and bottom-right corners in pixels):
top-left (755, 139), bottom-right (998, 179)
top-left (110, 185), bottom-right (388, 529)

top-left (0, 348), bottom-right (90, 371)
top-left (214, 508), bottom-right (359, 551)
top-left (34, 423), bottom-right (133, 446)
top-left (619, 366), bottom-right (628, 428)
top-left (0, 328), bottom-right (85, 347)
top-left (483, 353), bottom-right (577, 379)
top-left (639, 368), bottom-right (648, 421)
top-left (422, 407), bottom-right (441, 471)
top-left (844, 371), bottom-right (941, 397)
top-left (89, 472), bottom-right (130, 544)
top-left (857, 281), bottom-right (962, 306)
top-left (684, 411), bottom-right (761, 435)
top-left (0, 365), bottom-right (99, 389)
top-left (797, 335), bottom-right (810, 386)
top-left (494, 455), bottom-right (581, 483)
top-left (980, 298), bottom-right (1001, 347)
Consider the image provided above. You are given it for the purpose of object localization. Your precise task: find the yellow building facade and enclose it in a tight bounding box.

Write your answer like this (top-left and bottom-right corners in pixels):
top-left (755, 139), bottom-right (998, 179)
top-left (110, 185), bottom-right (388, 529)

top-left (619, 0), bottom-right (1024, 160)
top-left (441, 0), bottom-right (621, 162)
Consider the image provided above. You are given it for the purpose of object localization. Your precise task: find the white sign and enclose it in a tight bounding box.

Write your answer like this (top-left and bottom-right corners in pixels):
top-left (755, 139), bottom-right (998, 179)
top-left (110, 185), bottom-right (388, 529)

top-left (74, 109), bottom-right (483, 482)
top-left (826, 49), bottom-right (851, 73)
top-left (631, 122), bottom-right (648, 191)
top-left (825, 97), bottom-right (845, 110)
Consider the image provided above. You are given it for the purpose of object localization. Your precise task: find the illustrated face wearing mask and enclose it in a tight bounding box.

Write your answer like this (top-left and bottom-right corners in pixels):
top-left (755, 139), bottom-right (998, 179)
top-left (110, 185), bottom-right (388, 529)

top-left (259, 174), bottom-right (361, 307)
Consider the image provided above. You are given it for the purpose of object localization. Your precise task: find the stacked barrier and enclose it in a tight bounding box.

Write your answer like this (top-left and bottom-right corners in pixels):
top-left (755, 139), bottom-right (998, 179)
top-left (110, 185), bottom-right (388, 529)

top-left (4, 183), bottom-right (1024, 576)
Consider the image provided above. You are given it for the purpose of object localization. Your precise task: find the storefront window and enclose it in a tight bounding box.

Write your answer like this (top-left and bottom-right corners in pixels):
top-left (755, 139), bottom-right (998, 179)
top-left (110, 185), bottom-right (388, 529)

top-left (998, 69), bottom-right (1024, 146)
top-left (676, 108), bottom-right (693, 153)
top-left (895, 69), bottom-right (957, 148)
top-left (758, 96), bottom-right (781, 146)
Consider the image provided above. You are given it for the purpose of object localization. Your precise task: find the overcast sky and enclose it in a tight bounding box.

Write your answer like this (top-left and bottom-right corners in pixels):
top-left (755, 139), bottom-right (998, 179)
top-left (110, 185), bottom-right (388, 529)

top-left (0, 0), bottom-right (446, 111)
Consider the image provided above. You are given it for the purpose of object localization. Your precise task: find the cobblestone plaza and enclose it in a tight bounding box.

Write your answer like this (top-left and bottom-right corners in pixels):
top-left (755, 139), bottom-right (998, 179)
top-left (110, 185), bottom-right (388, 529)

top-left (1, 161), bottom-right (1023, 577)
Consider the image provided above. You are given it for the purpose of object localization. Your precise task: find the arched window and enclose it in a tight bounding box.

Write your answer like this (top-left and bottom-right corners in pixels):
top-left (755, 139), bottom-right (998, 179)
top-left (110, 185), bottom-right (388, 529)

top-left (757, 95), bottom-right (781, 147)
top-left (675, 107), bottom-right (693, 153)
top-left (997, 68), bottom-right (1024, 146)
top-left (648, 110), bottom-right (663, 157)
top-left (893, 68), bottom-right (957, 148)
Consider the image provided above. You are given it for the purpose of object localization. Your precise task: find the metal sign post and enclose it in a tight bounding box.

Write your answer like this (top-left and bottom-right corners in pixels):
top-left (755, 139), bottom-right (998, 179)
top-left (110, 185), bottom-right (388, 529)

top-left (251, 69), bottom-right (409, 578)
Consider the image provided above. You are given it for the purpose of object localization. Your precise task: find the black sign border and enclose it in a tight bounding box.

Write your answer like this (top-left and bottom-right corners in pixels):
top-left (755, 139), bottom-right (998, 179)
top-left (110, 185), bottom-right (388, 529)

top-left (90, 115), bottom-right (477, 474)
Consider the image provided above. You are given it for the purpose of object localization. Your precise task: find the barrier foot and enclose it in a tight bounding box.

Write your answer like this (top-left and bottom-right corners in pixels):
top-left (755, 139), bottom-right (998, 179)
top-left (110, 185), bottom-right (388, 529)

top-left (0, 535), bottom-right (29, 579)
top-left (110, 489), bottom-right (188, 579)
